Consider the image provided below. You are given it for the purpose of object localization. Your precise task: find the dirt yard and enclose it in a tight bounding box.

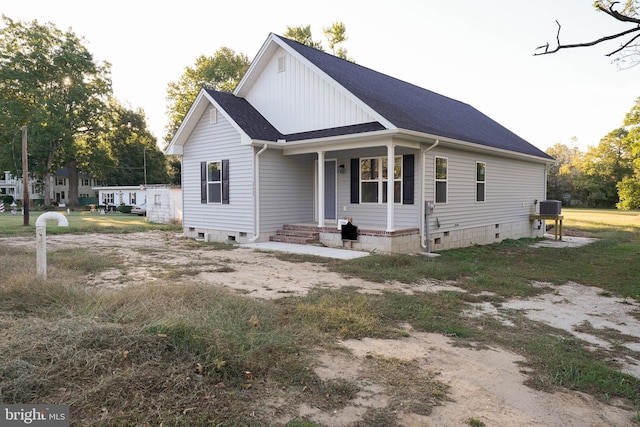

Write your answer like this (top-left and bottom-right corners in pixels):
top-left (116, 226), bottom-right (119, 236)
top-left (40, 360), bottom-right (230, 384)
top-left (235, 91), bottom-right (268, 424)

top-left (3, 230), bottom-right (639, 426)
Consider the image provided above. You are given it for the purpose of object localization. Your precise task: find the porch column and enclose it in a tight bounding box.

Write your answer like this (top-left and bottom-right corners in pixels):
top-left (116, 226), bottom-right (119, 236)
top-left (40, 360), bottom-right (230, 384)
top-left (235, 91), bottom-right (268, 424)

top-left (318, 151), bottom-right (325, 228)
top-left (387, 144), bottom-right (395, 232)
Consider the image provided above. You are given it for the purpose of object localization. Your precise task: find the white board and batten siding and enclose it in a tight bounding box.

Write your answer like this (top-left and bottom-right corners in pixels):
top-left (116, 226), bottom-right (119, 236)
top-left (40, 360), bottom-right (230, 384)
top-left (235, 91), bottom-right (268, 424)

top-left (423, 146), bottom-right (547, 232)
top-left (245, 47), bottom-right (376, 134)
top-left (182, 106), bottom-right (254, 233)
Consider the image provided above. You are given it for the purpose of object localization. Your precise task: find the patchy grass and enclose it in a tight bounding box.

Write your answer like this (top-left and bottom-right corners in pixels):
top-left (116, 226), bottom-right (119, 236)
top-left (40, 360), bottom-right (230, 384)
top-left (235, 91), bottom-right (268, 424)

top-left (2, 208), bottom-right (640, 424)
top-left (330, 208), bottom-right (640, 301)
top-left (0, 210), bottom-right (180, 237)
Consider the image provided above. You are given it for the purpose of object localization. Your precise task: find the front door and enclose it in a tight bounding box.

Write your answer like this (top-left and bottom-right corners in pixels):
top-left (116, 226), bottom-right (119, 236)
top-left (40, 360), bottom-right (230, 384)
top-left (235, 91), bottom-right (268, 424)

top-left (324, 160), bottom-right (337, 220)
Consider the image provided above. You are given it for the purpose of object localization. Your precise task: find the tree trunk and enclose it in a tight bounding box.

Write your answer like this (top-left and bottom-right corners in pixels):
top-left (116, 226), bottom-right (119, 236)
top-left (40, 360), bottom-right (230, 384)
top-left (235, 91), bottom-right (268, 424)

top-left (67, 161), bottom-right (80, 208)
top-left (43, 172), bottom-right (51, 206)
top-left (44, 147), bottom-right (55, 206)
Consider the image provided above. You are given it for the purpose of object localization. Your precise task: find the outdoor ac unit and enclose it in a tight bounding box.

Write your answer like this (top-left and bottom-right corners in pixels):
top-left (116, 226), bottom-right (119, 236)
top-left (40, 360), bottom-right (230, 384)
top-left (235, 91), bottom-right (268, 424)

top-left (539, 200), bottom-right (561, 216)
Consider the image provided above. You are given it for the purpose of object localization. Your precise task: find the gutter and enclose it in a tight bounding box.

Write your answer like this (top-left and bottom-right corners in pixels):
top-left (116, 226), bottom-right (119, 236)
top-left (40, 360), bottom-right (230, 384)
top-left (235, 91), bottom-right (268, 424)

top-left (248, 144), bottom-right (269, 242)
top-left (420, 140), bottom-right (440, 252)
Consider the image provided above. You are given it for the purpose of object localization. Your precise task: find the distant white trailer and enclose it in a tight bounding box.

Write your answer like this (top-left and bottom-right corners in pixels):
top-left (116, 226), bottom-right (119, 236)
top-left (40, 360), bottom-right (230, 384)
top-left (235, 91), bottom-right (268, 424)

top-left (93, 186), bottom-right (146, 208)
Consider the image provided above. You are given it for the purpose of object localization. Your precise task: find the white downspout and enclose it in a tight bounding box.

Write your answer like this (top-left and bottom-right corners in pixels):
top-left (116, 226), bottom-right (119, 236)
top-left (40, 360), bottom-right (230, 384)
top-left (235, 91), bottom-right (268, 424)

top-left (249, 144), bottom-right (269, 242)
top-left (420, 140), bottom-right (440, 251)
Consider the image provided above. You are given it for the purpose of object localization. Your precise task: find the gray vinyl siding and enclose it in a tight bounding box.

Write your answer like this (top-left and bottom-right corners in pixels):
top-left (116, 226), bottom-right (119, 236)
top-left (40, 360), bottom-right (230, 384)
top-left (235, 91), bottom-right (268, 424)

top-left (259, 150), bottom-right (315, 231)
top-left (333, 147), bottom-right (420, 229)
top-left (182, 106), bottom-right (254, 232)
top-left (424, 147), bottom-right (546, 232)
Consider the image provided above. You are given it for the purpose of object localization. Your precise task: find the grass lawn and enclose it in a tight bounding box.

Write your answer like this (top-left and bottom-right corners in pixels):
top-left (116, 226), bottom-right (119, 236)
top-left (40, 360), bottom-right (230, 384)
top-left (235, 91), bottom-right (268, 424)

top-left (0, 207), bottom-right (639, 425)
top-left (0, 209), bottom-right (181, 237)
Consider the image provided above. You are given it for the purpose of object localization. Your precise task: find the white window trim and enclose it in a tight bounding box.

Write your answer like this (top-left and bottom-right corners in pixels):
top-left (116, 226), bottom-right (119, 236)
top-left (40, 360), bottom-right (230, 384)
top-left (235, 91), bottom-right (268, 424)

top-left (207, 160), bottom-right (223, 204)
top-left (435, 156), bottom-right (448, 204)
top-left (359, 156), bottom-right (402, 204)
top-left (476, 161), bottom-right (486, 203)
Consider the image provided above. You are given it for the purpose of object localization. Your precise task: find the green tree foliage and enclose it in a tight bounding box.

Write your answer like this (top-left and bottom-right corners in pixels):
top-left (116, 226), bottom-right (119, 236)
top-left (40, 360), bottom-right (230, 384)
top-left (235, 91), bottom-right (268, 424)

top-left (0, 15), bottom-right (111, 206)
top-left (547, 98), bottom-right (640, 209)
top-left (164, 48), bottom-right (250, 146)
top-left (617, 96), bottom-right (640, 209)
top-left (575, 128), bottom-right (633, 207)
top-left (98, 100), bottom-right (168, 186)
top-left (286, 22), bottom-right (353, 61)
top-left (323, 22), bottom-right (352, 61)
top-left (284, 25), bottom-right (324, 50)
top-left (545, 141), bottom-right (582, 203)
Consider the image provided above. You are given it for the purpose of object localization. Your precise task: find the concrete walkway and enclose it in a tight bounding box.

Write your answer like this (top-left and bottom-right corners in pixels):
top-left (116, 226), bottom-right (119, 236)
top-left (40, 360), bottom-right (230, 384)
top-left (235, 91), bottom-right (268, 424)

top-left (239, 241), bottom-right (370, 260)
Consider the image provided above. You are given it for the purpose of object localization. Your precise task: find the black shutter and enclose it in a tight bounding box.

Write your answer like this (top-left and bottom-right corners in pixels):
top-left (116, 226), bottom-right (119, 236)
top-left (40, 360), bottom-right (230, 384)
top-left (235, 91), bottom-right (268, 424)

top-left (350, 158), bottom-right (359, 204)
top-left (200, 162), bottom-right (207, 204)
top-left (403, 154), bottom-right (414, 205)
top-left (222, 159), bottom-right (229, 204)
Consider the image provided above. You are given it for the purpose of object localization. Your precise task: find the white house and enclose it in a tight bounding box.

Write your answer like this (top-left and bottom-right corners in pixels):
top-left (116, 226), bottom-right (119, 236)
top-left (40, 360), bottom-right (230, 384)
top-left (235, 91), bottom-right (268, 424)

top-left (93, 186), bottom-right (146, 208)
top-left (2, 168), bottom-right (99, 205)
top-left (166, 33), bottom-right (554, 253)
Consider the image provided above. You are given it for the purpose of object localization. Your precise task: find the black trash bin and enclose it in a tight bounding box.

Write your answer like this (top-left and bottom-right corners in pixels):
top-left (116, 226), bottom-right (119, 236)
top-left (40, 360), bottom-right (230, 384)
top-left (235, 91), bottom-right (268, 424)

top-left (341, 222), bottom-right (358, 241)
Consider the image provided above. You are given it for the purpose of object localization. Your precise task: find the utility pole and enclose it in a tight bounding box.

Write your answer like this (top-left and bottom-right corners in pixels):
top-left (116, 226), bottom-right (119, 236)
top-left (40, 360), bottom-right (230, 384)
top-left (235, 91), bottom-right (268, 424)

top-left (22, 126), bottom-right (29, 226)
top-left (143, 147), bottom-right (147, 186)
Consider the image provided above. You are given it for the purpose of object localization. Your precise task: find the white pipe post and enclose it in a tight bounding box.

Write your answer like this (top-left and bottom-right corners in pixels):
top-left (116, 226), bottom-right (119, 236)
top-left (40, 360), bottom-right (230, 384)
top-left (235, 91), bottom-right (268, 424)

top-left (36, 212), bottom-right (69, 279)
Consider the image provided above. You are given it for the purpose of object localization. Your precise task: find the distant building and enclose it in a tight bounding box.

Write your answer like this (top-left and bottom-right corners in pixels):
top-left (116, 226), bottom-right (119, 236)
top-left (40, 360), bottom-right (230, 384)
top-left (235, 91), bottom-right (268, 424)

top-left (146, 185), bottom-right (182, 224)
top-left (1, 168), bottom-right (99, 205)
top-left (93, 186), bottom-right (146, 207)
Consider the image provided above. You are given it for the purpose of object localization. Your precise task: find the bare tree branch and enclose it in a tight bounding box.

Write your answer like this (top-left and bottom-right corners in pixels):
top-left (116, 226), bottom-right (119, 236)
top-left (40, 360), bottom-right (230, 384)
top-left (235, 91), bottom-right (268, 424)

top-left (607, 31), bottom-right (640, 56)
top-left (534, 21), bottom-right (640, 56)
top-left (534, 1), bottom-right (640, 62)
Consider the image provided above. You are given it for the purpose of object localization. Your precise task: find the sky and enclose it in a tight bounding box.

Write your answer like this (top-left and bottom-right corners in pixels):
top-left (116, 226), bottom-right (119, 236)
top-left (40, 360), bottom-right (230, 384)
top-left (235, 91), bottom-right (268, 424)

top-left (3, 0), bottom-right (639, 153)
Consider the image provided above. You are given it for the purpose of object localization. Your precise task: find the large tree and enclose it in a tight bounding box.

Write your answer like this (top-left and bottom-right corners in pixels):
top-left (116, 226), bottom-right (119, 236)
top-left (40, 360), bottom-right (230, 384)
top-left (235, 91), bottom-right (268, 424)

top-left (163, 48), bottom-right (250, 146)
top-left (617, 96), bottom-right (640, 208)
top-left (545, 141), bottom-right (583, 203)
top-left (535, 1), bottom-right (640, 67)
top-left (98, 100), bottom-right (168, 186)
top-left (574, 128), bottom-right (633, 206)
top-left (0, 16), bottom-right (112, 207)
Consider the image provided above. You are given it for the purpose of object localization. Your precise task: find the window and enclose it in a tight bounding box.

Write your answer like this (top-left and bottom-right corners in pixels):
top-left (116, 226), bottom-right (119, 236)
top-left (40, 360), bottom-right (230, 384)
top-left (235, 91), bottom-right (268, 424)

top-left (476, 162), bottom-right (486, 202)
top-left (350, 155), bottom-right (414, 205)
top-left (154, 194), bottom-right (161, 206)
top-left (82, 178), bottom-right (91, 186)
top-left (56, 178), bottom-right (66, 186)
top-left (207, 161), bottom-right (222, 203)
top-left (103, 193), bottom-right (114, 205)
top-left (129, 192), bottom-right (137, 205)
top-left (200, 160), bottom-right (229, 204)
top-left (359, 156), bottom-right (402, 204)
top-left (435, 157), bottom-right (447, 204)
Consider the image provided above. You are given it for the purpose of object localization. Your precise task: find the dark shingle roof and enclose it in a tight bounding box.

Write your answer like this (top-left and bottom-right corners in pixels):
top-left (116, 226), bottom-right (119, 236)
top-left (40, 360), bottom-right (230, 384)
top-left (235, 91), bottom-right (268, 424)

top-left (207, 89), bottom-right (385, 141)
top-left (206, 90), bottom-right (283, 141)
top-left (275, 35), bottom-right (552, 159)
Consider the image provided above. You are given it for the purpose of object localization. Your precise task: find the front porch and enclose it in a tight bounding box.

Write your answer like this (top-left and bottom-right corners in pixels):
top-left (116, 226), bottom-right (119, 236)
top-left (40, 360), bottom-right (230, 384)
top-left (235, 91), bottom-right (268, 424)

top-left (270, 223), bottom-right (421, 254)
